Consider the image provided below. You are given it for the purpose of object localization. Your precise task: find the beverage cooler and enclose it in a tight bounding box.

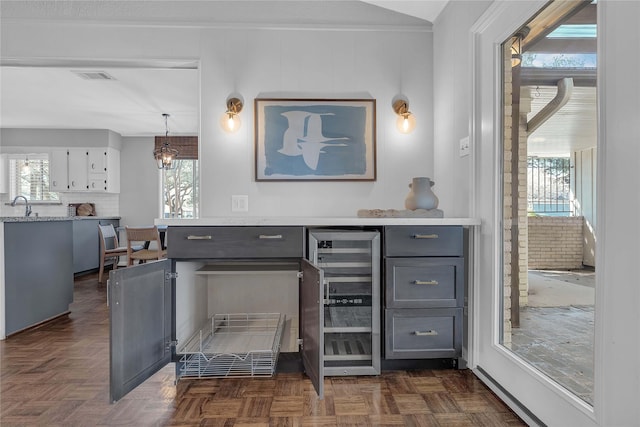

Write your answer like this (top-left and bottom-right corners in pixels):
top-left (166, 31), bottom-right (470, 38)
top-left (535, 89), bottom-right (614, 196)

top-left (307, 229), bottom-right (380, 376)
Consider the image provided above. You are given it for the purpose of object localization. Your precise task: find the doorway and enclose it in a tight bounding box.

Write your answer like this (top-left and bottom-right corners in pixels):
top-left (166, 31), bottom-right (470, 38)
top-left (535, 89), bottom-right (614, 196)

top-left (500, 0), bottom-right (597, 406)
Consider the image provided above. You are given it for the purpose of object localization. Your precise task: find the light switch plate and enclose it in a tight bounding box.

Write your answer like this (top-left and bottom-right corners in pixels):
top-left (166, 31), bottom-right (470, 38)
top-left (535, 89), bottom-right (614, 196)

top-left (231, 195), bottom-right (249, 212)
top-left (459, 136), bottom-right (470, 157)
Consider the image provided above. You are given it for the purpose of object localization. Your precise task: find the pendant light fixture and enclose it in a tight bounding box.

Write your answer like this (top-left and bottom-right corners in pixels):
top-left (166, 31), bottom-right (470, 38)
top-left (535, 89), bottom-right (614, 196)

top-left (154, 113), bottom-right (179, 169)
top-left (511, 27), bottom-right (530, 68)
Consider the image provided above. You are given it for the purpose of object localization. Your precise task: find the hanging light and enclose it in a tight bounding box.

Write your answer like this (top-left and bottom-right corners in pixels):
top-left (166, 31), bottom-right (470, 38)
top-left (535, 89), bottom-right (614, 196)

top-left (21, 156), bottom-right (31, 174)
top-left (511, 35), bottom-right (522, 67)
top-left (511, 27), bottom-right (530, 68)
top-left (154, 113), bottom-right (179, 169)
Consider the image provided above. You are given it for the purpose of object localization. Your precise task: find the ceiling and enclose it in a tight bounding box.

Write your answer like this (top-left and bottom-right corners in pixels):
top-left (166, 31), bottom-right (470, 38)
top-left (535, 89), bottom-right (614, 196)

top-left (0, 0), bottom-right (440, 137)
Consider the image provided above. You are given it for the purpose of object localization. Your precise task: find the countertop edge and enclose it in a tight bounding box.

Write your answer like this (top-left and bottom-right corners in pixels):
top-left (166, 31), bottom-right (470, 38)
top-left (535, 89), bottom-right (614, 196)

top-left (155, 217), bottom-right (481, 227)
top-left (0, 216), bottom-right (121, 223)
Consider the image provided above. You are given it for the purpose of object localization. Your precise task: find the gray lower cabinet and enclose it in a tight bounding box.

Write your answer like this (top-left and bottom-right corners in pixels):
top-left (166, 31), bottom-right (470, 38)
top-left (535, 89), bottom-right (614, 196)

top-left (109, 226), bottom-right (325, 402)
top-left (73, 218), bottom-right (119, 274)
top-left (109, 224), bottom-right (467, 403)
top-left (4, 220), bottom-right (74, 336)
top-left (383, 226), bottom-right (464, 360)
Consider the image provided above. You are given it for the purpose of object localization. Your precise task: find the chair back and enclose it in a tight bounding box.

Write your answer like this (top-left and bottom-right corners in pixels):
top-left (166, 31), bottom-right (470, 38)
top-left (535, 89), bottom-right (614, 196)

top-left (125, 226), bottom-right (161, 246)
top-left (125, 226), bottom-right (165, 264)
top-left (98, 224), bottom-right (119, 253)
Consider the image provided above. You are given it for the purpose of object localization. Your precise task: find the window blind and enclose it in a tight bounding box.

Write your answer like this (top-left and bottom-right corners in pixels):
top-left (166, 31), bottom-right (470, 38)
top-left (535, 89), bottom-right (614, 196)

top-left (154, 136), bottom-right (198, 160)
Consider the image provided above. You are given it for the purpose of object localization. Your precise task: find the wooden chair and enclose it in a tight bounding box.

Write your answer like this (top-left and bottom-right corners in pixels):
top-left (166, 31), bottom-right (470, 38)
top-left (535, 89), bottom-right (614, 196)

top-left (126, 226), bottom-right (168, 266)
top-left (98, 224), bottom-right (128, 284)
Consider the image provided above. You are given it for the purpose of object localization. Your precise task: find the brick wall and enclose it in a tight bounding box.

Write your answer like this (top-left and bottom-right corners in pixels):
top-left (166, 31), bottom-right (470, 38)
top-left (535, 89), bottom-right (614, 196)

top-left (528, 216), bottom-right (584, 269)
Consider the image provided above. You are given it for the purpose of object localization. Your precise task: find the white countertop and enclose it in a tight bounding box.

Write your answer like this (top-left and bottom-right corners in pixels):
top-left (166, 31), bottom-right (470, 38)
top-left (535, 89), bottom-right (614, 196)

top-left (0, 216), bottom-right (120, 223)
top-left (155, 216), bottom-right (481, 227)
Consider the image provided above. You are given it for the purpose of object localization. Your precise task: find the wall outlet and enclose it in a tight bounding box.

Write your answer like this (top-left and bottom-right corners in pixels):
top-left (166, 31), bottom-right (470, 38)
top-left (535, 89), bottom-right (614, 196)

top-left (459, 136), bottom-right (470, 157)
top-left (231, 195), bottom-right (249, 212)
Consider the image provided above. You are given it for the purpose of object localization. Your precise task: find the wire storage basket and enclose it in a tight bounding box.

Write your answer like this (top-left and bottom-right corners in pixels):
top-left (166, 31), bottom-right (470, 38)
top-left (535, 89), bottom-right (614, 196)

top-left (177, 313), bottom-right (285, 379)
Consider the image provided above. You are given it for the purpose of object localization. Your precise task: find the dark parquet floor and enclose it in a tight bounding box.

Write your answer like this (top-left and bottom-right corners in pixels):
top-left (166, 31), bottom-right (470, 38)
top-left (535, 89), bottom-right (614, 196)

top-left (0, 272), bottom-right (527, 426)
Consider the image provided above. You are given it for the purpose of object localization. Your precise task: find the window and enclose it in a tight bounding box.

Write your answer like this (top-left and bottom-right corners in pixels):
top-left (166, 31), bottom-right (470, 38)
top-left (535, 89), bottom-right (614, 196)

top-left (527, 156), bottom-right (571, 216)
top-left (162, 160), bottom-right (199, 218)
top-left (157, 136), bottom-right (198, 218)
top-left (9, 155), bottom-right (59, 202)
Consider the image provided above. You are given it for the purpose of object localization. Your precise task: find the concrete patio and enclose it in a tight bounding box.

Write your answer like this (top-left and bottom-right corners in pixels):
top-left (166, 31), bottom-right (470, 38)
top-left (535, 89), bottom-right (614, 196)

top-left (511, 269), bottom-right (596, 405)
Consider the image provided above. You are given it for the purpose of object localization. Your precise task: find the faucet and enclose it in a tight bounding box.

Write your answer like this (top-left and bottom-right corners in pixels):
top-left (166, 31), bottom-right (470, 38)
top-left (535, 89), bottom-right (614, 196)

top-left (10, 195), bottom-right (32, 217)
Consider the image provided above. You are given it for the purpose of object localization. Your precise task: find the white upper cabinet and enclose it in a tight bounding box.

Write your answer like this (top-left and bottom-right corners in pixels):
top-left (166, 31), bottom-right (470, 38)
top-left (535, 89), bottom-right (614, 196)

top-left (68, 149), bottom-right (89, 191)
top-left (50, 149), bottom-right (70, 191)
top-left (50, 147), bottom-right (120, 193)
top-left (88, 148), bottom-right (120, 193)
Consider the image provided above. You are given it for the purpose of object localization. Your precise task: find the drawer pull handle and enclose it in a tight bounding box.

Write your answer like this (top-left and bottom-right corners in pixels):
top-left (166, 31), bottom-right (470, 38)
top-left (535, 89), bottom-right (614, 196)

top-left (414, 280), bottom-right (439, 285)
top-left (413, 234), bottom-right (439, 239)
top-left (414, 330), bottom-right (438, 336)
top-left (186, 235), bottom-right (212, 240)
top-left (259, 234), bottom-right (283, 239)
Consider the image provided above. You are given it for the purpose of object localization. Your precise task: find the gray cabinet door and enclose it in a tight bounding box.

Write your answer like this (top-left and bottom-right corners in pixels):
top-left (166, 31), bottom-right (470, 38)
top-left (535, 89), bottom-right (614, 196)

top-left (301, 259), bottom-right (324, 399)
top-left (73, 219), bottom-right (99, 273)
top-left (109, 259), bottom-right (172, 402)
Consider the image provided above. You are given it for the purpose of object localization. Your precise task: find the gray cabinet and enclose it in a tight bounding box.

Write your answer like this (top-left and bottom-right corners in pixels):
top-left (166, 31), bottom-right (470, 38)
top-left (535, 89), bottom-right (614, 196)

top-left (3, 220), bottom-right (74, 336)
top-left (110, 226), bottom-right (325, 401)
top-left (73, 218), bottom-right (120, 274)
top-left (383, 226), bottom-right (464, 360)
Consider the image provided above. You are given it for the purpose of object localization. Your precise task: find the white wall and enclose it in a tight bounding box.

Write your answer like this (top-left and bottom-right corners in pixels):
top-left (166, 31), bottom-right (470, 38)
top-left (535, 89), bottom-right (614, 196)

top-left (118, 137), bottom-right (160, 227)
top-left (1, 18), bottom-right (436, 219)
top-left (197, 28), bottom-right (433, 217)
top-left (573, 147), bottom-right (596, 266)
top-left (433, 1), bottom-right (493, 217)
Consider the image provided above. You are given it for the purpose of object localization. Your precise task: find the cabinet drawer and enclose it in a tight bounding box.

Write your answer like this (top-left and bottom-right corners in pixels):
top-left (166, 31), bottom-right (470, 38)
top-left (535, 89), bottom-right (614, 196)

top-left (385, 308), bottom-right (462, 359)
top-left (167, 226), bottom-right (304, 259)
top-left (384, 226), bottom-right (462, 257)
top-left (385, 258), bottom-right (463, 308)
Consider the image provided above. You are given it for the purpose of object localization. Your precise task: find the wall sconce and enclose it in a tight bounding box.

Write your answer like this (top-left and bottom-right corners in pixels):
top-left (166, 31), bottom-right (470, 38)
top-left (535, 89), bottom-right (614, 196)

top-left (220, 94), bottom-right (244, 133)
top-left (153, 113), bottom-right (179, 169)
top-left (511, 27), bottom-right (530, 67)
top-left (392, 97), bottom-right (416, 134)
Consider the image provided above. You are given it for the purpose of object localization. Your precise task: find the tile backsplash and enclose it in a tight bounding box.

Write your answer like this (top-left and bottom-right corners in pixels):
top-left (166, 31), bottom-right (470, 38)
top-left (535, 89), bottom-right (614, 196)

top-left (0, 192), bottom-right (119, 217)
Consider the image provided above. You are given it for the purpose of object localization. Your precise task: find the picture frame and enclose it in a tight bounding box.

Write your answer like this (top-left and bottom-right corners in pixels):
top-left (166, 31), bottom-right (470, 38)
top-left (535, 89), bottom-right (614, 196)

top-left (254, 98), bottom-right (376, 181)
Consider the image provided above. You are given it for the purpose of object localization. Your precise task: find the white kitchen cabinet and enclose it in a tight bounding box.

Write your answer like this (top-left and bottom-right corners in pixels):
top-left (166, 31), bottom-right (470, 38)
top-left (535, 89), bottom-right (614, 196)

top-left (49, 150), bottom-right (69, 191)
top-left (89, 148), bottom-right (120, 193)
top-left (49, 148), bottom-right (120, 193)
top-left (68, 149), bottom-right (89, 191)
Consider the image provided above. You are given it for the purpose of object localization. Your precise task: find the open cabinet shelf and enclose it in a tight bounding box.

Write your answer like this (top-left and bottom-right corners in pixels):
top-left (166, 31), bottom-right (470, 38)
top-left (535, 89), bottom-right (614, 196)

top-left (177, 312), bottom-right (285, 379)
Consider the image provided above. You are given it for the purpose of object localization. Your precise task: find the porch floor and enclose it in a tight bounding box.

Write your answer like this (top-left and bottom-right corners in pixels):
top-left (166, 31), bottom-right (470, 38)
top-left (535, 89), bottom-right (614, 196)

top-left (511, 269), bottom-right (595, 405)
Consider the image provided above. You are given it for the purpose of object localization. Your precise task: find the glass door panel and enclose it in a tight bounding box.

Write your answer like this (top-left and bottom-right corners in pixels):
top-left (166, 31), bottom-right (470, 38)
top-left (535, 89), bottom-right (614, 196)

top-left (309, 229), bottom-right (380, 375)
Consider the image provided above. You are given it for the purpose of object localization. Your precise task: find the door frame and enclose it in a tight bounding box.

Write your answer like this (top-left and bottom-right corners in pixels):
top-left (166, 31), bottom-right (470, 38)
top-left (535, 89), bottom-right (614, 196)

top-left (468, 1), bottom-right (598, 425)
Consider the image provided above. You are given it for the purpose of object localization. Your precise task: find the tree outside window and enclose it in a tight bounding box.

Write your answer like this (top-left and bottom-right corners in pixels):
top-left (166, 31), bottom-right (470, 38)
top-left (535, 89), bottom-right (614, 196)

top-left (156, 136), bottom-right (199, 219)
top-left (162, 159), bottom-right (198, 218)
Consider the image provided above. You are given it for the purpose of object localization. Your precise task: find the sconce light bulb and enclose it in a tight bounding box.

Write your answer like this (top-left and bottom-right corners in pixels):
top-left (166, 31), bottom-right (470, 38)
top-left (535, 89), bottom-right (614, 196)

top-left (402, 115), bottom-right (410, 132)
top-left (221, 110), bottom-right (241, 133)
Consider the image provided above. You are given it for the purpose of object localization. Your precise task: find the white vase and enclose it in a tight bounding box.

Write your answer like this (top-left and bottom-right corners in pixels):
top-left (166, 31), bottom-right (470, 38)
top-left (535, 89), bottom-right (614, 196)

top-left (405, 177), bottom-right (439, 210)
